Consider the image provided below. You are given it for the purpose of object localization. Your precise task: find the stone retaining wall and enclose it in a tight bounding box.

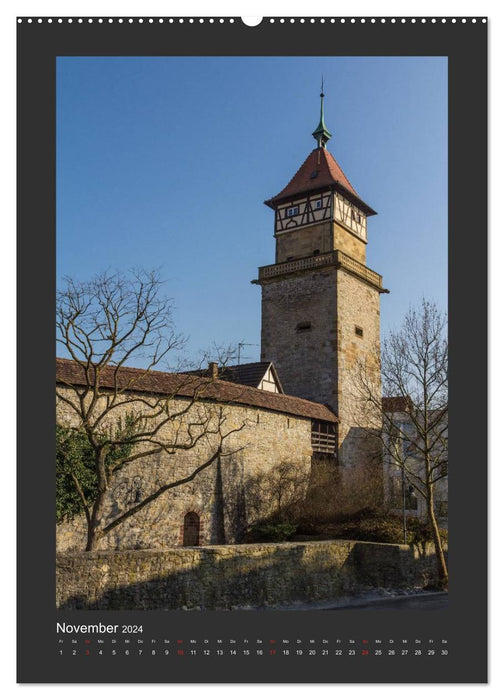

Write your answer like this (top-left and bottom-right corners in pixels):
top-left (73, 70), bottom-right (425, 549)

top-left (56, 539), bottom-right (421, 610)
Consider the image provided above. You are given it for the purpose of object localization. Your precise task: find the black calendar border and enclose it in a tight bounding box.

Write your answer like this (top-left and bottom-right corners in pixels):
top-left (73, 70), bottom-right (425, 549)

top-left (17, 16), bottom-right (487, 683)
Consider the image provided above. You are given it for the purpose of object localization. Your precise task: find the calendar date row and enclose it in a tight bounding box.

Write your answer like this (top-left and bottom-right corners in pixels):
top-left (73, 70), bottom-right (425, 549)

top-left (59, 648), bottom-right (448, 657)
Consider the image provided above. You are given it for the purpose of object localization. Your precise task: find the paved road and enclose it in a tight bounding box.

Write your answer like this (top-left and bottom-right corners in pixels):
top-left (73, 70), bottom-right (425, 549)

top-left (324, 592), bottom-right (448, 611)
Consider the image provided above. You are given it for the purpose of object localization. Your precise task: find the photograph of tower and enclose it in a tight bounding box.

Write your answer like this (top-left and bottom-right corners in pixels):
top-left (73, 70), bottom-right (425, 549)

top-left (55, 57), bottom-right (448, 609)
top-left (255, 86), bottom-right (385, 473)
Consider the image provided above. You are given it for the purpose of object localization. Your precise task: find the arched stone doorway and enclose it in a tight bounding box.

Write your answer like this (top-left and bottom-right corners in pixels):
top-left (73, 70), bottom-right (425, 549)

top-left (183, 511), bottom-right (200, 546)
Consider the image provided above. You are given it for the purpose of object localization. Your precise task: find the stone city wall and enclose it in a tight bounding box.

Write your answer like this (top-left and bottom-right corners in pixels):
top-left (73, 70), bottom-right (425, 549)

top-left (56, 539), bottom-right (418, 610)
top-left (56, 387), bottom-right (313, 552)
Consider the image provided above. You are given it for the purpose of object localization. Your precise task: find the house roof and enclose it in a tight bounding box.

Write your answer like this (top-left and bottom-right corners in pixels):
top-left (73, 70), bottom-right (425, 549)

top-left (219, 361), bottom-right (276, 388)
top-left (56, 358), bottom-right (338, 424)
top-left (265, 147), bottom-right (376, 216)
top-left (188, 361), bottom-right (283, 393)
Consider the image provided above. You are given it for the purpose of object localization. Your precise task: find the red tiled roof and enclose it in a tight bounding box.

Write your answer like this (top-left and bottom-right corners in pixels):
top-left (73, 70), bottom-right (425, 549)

top-left (56, 358), bottom-right (338, 424)
top-left (265, 147), bottom-right (376, 216)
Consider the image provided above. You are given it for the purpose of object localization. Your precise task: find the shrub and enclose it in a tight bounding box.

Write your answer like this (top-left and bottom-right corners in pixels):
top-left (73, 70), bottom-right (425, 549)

top-left (245, 522), bottom-right (298, 543)
top-left (332, 516), bottom-right (405, 544)
top-left (408, 519), bottom-right (448, 551)
top-left (56, 421), bottom-right (134, 523)
top-left (56, 425), bottom-right (98, 523)
top-left (295, 509), bottom-right (448, 547)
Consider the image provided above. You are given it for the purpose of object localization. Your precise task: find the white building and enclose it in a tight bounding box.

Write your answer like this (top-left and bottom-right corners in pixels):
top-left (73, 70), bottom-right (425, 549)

top-left (382, 397), bottom-right (448, 529)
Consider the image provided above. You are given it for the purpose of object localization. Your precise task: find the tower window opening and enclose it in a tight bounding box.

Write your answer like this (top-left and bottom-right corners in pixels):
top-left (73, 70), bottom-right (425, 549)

top-left (286, 206), bottom-right (299, 217)
top-left (313, 249), bottom-right (320, 256)
top-left (310, 170), bottom-right (319, 179)
top-left (314, 199), bottom-right (322, 209)
top-left (296, 321), bottom-right (312, 333)
top-left (355, 326), bottom-right (364, 338)
top-left (351, 209), bottom-right (362, 223)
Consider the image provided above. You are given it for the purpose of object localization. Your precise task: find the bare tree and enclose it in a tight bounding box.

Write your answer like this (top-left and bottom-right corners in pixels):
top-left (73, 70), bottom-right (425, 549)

top-left (354, 299), bottom-right (448, 588)
top-left (56, 270), bottom-right (246, 551)
top-left (244, 462), bottom-right (309, 523)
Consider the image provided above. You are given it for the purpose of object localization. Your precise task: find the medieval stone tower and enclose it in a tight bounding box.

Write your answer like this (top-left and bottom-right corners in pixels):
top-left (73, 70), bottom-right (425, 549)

top-left (253, 89), bottom-right (387, 469)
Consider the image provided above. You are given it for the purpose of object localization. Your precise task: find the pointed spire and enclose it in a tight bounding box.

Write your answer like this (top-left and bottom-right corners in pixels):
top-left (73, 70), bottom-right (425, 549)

top-left (312, 77), bottom-right (332, 149)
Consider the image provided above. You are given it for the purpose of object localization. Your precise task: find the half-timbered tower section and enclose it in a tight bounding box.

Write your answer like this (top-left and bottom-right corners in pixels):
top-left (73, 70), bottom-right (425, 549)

top-left (253, 90), bottom-right (388, 469)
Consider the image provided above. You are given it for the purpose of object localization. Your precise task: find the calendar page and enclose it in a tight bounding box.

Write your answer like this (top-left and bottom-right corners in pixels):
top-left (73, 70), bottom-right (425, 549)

top-left (17, 14), bottom-right (487, 683)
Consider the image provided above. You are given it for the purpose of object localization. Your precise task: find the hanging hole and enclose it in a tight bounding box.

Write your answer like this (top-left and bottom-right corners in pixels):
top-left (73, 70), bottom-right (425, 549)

top-left (241, 17), bottom-right (263, 27)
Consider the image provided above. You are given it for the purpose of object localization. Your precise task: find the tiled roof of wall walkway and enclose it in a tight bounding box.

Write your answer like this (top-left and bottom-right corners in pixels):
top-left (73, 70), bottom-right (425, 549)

top-left (56, 358), bottom-right (338, 423)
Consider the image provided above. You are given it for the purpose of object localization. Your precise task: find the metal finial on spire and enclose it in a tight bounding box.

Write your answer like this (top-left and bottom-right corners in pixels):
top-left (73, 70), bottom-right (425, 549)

top-left (312, 78), bottom-right (332, 149)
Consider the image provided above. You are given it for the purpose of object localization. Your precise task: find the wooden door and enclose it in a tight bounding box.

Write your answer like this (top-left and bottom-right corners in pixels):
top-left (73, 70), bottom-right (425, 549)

top-left (183, 512), bottom-right (200, 546)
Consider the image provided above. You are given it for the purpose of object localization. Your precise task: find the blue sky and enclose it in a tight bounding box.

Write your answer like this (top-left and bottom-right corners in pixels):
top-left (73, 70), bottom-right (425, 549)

top-left (57, 56), bottom-right (447, 366)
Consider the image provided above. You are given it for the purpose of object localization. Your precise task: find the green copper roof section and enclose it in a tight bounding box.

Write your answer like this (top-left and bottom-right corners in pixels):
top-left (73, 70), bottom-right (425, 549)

top-left (312, 86), bottom-right (332, 149)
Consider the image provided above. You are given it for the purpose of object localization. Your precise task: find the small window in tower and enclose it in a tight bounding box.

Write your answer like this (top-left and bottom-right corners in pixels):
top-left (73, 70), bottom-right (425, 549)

top-left (310, 170), bottom-right (319, 179)
top-left (351, 209), bottom-right (362, 223)
top-left (314, 199), bottom-right (322, 210)
top-left (296, 321), bottom-right (312, 333)
top-left (313, 249), bottom-right (320, 256)
top-left (286, 206), bottom-right (299, 217)
top-left (355, 326), bottom-right (364, 338)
